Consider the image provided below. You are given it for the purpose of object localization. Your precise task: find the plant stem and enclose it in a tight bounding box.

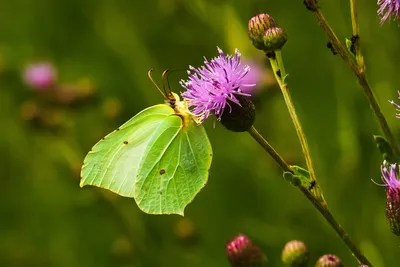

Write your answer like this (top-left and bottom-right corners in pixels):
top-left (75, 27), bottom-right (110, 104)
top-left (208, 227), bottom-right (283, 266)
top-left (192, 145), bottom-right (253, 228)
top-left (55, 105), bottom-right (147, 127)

top-left (305, 0), bottom-right (400, 159)
top-left (248, 126), bottom-right (292, 172)
top-left (247, 125), bottom-right (372, 265)
top-left (269, 50), bottom-right (317, 184)
top-left (349, 0), bottom-right (365, 71)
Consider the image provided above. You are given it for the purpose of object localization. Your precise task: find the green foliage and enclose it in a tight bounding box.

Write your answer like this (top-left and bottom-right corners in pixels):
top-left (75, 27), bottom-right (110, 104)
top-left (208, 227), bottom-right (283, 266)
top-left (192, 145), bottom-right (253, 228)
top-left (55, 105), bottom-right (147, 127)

top-left (0, 0), bottom-right (399, 266)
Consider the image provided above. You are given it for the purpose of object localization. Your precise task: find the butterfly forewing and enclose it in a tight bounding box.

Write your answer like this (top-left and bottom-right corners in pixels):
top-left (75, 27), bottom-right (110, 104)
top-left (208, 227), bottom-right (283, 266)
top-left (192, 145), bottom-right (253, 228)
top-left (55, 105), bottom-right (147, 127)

top-left (80, 104), bottom-right (175, 197)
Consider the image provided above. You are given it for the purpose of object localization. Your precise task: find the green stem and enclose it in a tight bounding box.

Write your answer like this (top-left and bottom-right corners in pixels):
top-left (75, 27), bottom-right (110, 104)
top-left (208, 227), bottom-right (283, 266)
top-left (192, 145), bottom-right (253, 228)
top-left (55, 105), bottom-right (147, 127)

top-left (248, 126), bottom-right (291, 172)
top-left (269, 50), bottom-right (317, 184)
top-left (349, 0), bottom-right (365, 71)
top-left (248, 126), bottom-right (372, 266)
top-left (306, 0), bottom-right (400, 160)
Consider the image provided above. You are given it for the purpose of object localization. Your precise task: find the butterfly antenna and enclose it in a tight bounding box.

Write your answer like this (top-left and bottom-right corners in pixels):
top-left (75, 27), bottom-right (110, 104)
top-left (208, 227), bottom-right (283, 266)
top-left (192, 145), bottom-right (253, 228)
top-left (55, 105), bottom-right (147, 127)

top-left (162, 69), bottom-right (172, 98)
top-left (162, 68), bottom-right (187, 94)
top-left (147, 69), bottom-right (166, 98)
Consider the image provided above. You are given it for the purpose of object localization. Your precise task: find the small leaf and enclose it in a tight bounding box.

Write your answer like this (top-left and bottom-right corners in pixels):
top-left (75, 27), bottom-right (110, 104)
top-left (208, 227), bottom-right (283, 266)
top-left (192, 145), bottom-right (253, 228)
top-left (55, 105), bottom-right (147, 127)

top-left (288, 165), bottom-right (326, 207)
top-left (283, 171), bottom-right (301, 186)
top-left (345, 38), bottom-right (353, 55)
top-left (374, 135), bottom-right (396, 163)
top-left (282, 73), bottom-right (289, 84)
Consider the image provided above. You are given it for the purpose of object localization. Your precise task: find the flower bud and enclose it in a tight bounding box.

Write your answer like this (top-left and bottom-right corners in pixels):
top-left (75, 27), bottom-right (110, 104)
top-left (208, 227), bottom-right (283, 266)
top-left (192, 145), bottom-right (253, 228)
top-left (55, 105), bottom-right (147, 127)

top-left (226, 234), bottom-right (268, 267)
top-left (281, 240), bottom-right (309, 267)
top-left (386, 185), bottom-right (400, 235)
top-left (315, 254), bottom-right (343, 267)
top-left (263, 27), bottom-right (287, 52)
top-left (378, 161), bottom-right (400, 235)
top-left (248, 14), bottom-right (277, 51)
top-left (220, 95), bottom-right (256, 132)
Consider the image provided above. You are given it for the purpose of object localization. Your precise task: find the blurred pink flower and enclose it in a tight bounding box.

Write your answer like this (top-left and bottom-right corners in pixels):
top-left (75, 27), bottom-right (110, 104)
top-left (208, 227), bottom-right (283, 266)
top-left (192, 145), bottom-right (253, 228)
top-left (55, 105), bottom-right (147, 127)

top-left (23, 62), bottom-right (57, 89)
top-left (239, 60), bottom-right (262, 94)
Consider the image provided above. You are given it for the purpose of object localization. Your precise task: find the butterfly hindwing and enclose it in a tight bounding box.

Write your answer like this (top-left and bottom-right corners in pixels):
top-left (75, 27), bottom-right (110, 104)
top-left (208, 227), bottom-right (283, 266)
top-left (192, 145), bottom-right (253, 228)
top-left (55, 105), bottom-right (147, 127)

top-left (134, 116), bottom-right (212, 215)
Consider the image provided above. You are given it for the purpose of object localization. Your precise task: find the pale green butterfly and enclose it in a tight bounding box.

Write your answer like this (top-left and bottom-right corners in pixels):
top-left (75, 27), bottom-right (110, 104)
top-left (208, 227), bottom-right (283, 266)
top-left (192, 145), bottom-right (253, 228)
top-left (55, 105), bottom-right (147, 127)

top-left (80, 70), bottom-right (212, 215)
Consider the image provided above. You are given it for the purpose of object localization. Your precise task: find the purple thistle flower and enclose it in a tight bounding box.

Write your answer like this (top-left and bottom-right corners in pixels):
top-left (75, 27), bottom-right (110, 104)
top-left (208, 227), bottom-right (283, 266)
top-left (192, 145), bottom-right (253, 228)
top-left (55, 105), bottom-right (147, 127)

top-left (180, 47), bottom-right (255, 123)
top-left (389, 90), bottom-right (400, 118)
top-left (378, 0), bottom-right (400, 24)
top-left (379, 160), bottom-right (400, 190)
top-left (23, 62), bottom-right (57, 90)
top-left (377, 160), bottom-right (400, 235)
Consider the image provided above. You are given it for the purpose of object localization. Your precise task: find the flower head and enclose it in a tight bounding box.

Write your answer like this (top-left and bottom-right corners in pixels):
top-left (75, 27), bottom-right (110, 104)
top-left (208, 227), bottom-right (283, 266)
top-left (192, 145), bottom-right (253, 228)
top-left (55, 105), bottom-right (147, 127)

top-left (23, 62), bottom-right (57, 90)
top-left (281, 240), bottom-right (309, 267)
top-left (378, 0), bottom-right (400, 24)
top-left (226, 234), bottom-right (268, 267)
top-left (389, 90), bottom-right (400, 118)
top-left (248, 13), bottom-right (276, 50)
top-left (379, 160), bottom-right (400, 190)
top-left (378, 160), bottom-right (400, 235)
top-left (180, 47), bottom-right (254, 124)
top-left (315, 254), bottom-right (343, 267)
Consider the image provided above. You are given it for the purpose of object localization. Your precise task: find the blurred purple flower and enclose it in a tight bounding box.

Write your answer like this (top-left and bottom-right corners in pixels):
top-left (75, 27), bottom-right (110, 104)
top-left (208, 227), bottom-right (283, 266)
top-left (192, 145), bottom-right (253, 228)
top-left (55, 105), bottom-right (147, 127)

top-left (23, 62), bottom-right (57, 90)
top-left (378, 0), bottom-right (400, 24)
top-left (180, 47), bottom-right (254, 123)
top-left (239, 60), bottom-right (262, 94)
top-left (389, 90), bottom-right (400, 118)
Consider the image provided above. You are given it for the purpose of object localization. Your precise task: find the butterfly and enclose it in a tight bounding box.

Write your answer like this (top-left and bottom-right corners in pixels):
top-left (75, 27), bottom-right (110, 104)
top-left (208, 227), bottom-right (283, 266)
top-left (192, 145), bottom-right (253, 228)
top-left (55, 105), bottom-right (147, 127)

top-left (80, 70), bottom-right (212, 215)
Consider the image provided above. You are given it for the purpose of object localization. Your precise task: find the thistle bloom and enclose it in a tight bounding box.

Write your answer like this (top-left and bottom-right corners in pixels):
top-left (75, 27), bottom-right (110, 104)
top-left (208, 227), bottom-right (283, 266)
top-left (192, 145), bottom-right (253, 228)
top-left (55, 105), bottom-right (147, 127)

top-left (180, 47), bottom-right (255, 123)
top-left (23, 62), bottom-right (57, 90)
top-left (378, 160), bottom-right (400, 235)
top-left (226, 234), bottom-right (268, 267)
top-left (377, 0), bottom-right (400, 24)
top-left (389, 90), bottom-right (400, 118)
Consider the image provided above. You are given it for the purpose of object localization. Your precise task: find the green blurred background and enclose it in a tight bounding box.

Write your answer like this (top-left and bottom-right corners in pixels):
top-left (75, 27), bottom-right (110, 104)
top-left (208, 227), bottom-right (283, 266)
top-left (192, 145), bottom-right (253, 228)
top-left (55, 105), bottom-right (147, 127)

top-left (1, 0), bottom-right (400, 266)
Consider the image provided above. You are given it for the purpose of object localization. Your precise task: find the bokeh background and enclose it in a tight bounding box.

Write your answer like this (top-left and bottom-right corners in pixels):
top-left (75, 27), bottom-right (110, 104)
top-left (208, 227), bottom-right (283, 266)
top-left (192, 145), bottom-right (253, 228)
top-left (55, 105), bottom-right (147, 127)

top-left (1, 0), bottom-right (399, 266)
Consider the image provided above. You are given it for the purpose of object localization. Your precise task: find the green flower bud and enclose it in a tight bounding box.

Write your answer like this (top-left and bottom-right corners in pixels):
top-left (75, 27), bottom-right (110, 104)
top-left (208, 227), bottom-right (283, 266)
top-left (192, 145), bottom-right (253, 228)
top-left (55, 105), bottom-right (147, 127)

top-left (281, 240), bottom-right (309, 267)
top-left (248, 14), bottom-right (277, 50)
top-left (315, 254), bottom-right (343, 267)
top-left (226, 234), bottom-right (268, 267)
top-left (220, 95), bottom-right (256, 132)
top-left (263, 27), bottom-right (287, 52)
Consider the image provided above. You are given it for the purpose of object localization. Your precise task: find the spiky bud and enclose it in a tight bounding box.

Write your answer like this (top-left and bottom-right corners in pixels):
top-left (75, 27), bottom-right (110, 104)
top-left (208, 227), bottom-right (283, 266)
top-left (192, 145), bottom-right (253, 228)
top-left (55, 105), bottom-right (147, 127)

top-left (226, 234), bottom-right (268, 267)
top-left (220, 95), bottom-right (256, 132)
top-left (281, 240), bottom-right (309, 267)
top-left (263, 27), bottom-right (287, 52)
top-left (315, 254), bottom-right (343, 267)
top-left (248, 14), bottom-right (277, 51)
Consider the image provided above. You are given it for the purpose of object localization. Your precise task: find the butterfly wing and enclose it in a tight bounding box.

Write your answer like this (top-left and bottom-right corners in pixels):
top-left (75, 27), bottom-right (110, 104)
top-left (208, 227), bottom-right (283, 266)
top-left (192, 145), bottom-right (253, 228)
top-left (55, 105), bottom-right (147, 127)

top-left (134, 115), bottom-right (212, 215)
top-left (81, 103), bottom-right (212, 215)
top-left (80, 104), bottom-right (175, 197)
